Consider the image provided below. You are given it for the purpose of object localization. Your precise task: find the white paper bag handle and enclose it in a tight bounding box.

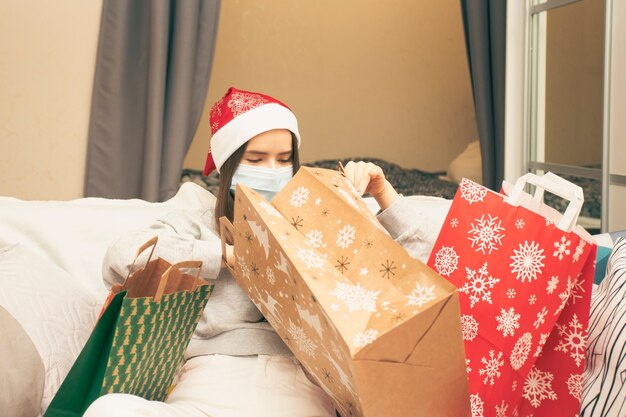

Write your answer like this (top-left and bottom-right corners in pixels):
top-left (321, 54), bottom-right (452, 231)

top-left (505, 172), bottom-right (584, 232)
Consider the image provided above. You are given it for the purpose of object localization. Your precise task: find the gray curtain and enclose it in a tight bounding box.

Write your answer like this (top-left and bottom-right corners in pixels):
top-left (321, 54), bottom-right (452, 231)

top-left (460, 0), bottom-right (506, 190)
top-left (84, 0), bottom-right (221, 201)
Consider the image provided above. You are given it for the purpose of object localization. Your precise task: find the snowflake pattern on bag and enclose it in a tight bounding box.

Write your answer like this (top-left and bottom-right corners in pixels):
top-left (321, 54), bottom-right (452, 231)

top-left (427, 178), bottom-right (596, 417)
top-left (226, 167), bottom-right (466, 417)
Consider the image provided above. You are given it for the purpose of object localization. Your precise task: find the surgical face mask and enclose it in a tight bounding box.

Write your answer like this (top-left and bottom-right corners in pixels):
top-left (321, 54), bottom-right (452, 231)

top-left (230, 164), bottom-right (293, 201)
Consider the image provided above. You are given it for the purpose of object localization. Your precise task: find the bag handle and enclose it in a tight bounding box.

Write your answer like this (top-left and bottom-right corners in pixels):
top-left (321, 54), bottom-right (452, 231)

top-left (125, 236), bottom-right (159, 281)
top-left (219, 216), bottom-right (237, 276)
top-left (154, 260), bottom-right (203, 302)
top-left (505, 172), bottom-right (584, 232)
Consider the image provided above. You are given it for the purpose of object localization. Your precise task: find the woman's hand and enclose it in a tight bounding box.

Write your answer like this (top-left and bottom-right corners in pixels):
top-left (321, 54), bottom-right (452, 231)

top-left (342, 161), bottom-right (400, 210)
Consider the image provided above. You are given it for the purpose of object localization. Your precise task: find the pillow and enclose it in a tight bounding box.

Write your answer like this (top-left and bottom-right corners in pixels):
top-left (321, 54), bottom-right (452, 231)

top-left (0, 182), bottom-right (216, 298)
top-left (0, 244), bottom-right (100, 415)
top-left (445, 140), bottom-right (483, 185)
top-left (0, 305), bottom-right (44, 417)
top-left (581, 237), bottom-right (626, 416)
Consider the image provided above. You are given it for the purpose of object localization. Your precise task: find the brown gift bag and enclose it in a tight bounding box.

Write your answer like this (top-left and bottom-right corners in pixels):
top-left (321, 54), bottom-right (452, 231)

top-left (220, 167), bottom-right (470, 417)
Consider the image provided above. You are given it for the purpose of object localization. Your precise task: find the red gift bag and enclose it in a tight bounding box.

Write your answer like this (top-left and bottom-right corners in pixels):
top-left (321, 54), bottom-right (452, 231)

top-left (427, 173), bottom-right (596, 417)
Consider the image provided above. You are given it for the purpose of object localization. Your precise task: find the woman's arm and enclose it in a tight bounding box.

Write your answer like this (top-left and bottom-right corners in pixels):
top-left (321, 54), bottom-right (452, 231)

top-left (343, 160), bottom-right (451, 263)
top-left (342, 161), bottom-right (400, 210)
top-left (102, 209), bottom-right (224, 290)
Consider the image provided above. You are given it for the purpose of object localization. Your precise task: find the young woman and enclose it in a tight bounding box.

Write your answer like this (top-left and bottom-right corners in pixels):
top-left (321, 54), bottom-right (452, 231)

top-left (85, 87), bottom-right (444, 417)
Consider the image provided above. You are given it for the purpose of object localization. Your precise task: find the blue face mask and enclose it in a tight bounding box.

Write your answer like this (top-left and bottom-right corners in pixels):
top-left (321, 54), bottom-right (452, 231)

top-left (230, 165), bottom-right (293, 201)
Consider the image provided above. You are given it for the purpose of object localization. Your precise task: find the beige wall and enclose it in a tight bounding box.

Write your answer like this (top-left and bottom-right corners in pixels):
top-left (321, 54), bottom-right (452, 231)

top-left (185, 0), bottom-right (478, 172)
top-left (0, 0), bottom-right (102, 200)
top-left (545, 0), bottom-right (604, 166)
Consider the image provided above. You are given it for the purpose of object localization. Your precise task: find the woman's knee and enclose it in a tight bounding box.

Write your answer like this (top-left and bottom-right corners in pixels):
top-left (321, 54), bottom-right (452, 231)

top-left (83, 393), bottom-right (155, 417)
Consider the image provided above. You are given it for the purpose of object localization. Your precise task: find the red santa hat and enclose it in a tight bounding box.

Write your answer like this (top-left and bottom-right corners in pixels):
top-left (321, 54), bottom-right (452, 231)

top-left (203, 87), bottom-right (301, 175)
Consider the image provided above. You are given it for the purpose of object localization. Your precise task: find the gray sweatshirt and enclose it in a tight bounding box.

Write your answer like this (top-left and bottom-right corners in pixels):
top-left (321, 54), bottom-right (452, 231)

top-left (101, 192), bottom-right (451, 359)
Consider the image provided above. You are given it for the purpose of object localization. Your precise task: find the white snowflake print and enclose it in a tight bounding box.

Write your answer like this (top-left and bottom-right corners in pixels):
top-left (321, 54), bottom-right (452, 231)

top-left (210, 96), bottom-right (224, 119)
top-left (227, 91), bottom-right (267, 116)
top-left (461, 314), bottom-right (479, 341)
top-left (266, 267), bottom-right (276, 285)
top-left (353, 329), bottom-right (379, 348)
top-left (554, 313), bottom-right (586, 367)
top-left (259, 201), bottom-right (282, 217)
top-left (546, 276), bottom-right (559, 294)
top-left (479, 350), bottom-right (504, 385)
top-left (510, 332), bottom-right (533, 370)
top-left (337, 188), bottom-right (360, 211)
top-left (510, 241), bottom-right (546, 283)
top-left (336, 225), bottom-right (356, 249)
top-left (523, 366), bottom-right (557, 408)
top-left (569, 278), bottom-right (586, 305)
top-left (468, 214), bottom-right (505, 254)
top-left (287, 319), bottom-right (317, 357)
top-left (434, 246), bottom-right (459, 277)
top-left (459, 263), bottom-right (501, 308)
top-left (496, 307), bottom-right (521, 337)
top-left (289, 186), bottom-right (310, 207)
top-left (331, 282), bottom-right (381, 313)
top-left (553, 236), bottom-right (572, 260)
top-left (304, 229), bottom-right (324, 248)
top-left (512, 380), bottom-right (517, 391)
top-left (566, 373), bottom-right (583, 400)
top-left (495, 401), bottom-right (508, 417)
top-left (533, 307), bottom-right (548, 329)
top-left (460, 178), bottom-right (488, 204)
top-left (470, 393), bottom-right (485, 417)
top-left (572, 239), bottom-right (586, 262)
top-left (296, 247), bottom-right (325, 269)
top-left (466, 358), bottom-right (472, 374)
top-left (237, 255), bottom-right (250, 280)
top-left (529, 294), bottom-right (537, 305)
top-left (507, 289), bottom-right (516, 299)
top-left (360, 268), bottom-right (368, 276)
top-left (315, 197), bottom-right (322, 205)
top-left (555, 276), bottom-right (573, 316)
top-left (450, 218), bottom-right (459, 228)
top-left (533, 333), bottom-right (550, 358)
top-left (406, 283), bottom-right (437, 307)
top-left (515, 219), bottom-right (525, 229)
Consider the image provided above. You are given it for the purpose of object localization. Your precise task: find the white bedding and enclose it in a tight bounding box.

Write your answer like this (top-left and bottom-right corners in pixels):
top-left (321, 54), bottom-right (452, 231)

top-left (0, 183), bottom-right (216, 299)
top-left (0, 183), bottom-right (216, 415)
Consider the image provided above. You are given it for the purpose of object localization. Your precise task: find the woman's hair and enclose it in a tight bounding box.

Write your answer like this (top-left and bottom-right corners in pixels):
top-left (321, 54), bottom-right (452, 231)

top-left (214, 132), bottom-right (300, 225)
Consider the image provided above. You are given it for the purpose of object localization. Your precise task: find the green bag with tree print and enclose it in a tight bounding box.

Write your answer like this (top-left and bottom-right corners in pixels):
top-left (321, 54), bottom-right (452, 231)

top-left (43, 237), bottom-right (213, 417)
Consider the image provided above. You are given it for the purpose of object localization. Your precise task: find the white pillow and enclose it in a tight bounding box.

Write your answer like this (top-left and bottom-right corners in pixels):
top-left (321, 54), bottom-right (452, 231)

top-left (0, 183), bottom-right (216, 298)
top-left (446, 140), bottom-right (483, 185)
top-left (0, 244), bottom-right (99, 415)
top-left (581, 237), bottom-right (626, 416)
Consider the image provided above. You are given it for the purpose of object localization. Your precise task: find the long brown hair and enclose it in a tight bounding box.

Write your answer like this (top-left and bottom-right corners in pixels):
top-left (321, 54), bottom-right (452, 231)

top-left (215, 132), bottom-right (300, 225)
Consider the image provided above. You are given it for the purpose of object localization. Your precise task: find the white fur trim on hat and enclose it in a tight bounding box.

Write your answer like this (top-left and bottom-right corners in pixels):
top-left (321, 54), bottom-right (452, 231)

top-left (210, 103), bottom-right (301, 173)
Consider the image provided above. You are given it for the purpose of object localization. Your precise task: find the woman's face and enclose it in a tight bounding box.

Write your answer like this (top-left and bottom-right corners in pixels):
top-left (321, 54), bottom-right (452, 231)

top-left (240, 129), bottom-right (293, 169)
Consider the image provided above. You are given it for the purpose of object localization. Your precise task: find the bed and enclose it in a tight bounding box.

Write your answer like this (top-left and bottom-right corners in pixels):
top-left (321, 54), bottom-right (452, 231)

top-left (0, 171), bottom-right (620, 417)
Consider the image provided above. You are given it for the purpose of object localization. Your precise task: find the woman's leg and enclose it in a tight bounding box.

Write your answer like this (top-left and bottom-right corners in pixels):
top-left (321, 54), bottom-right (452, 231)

top-left (251, 355), bottom-right (336, 417)
top-left (168, 354), bottom-right (336, 417)
top-left (84, 354), bottom-right (336, 417)
top-left (83, 392), bottom-right (203, 417)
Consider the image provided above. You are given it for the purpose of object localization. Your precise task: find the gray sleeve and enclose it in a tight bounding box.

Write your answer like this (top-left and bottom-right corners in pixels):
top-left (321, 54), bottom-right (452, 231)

top-left (102, 209), bottom-right (223, 290)
top-left (376, 196), bottom-right (451, 263)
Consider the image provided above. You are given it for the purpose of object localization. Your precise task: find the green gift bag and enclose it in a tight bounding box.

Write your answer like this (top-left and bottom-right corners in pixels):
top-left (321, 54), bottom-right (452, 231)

top-left (44, 237), bottom-right (214, 417)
